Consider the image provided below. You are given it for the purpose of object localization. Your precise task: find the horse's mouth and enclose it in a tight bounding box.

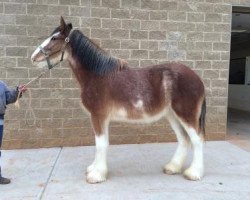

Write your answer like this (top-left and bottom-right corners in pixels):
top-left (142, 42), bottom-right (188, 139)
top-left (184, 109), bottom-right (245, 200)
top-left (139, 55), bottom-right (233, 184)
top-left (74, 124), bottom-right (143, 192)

top-left (32, 56), bottom-right (44, 64)
top-left (31, 50), bottom-right (61, 65)
top-left (31, 51), bottom-right (46, 64)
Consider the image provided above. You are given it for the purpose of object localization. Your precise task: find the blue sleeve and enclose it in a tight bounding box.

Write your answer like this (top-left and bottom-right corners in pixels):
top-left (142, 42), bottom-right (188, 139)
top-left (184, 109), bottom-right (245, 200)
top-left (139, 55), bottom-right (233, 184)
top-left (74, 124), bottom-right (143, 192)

top-left (5, 87), bottom-right (18, 105)
top-left (0, 81), bottom-right (18, 105)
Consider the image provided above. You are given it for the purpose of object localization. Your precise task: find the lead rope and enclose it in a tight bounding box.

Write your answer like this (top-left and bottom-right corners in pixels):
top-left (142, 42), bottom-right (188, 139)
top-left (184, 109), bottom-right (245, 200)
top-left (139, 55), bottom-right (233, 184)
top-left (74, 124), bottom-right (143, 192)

top-left (15, 70), bottom-right (49, 126)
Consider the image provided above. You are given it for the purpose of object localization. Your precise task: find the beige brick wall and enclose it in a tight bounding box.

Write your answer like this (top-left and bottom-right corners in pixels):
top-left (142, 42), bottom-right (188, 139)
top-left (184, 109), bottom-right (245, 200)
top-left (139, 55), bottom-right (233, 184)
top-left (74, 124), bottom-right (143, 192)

top-left (0, 0), bottom-right (248, 149)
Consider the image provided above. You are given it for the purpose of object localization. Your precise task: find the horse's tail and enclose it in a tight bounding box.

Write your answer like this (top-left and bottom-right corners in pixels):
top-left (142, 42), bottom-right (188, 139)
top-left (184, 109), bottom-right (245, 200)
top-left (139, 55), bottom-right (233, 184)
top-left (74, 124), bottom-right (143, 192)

top-left (199, 98), bottom-right (206, 137)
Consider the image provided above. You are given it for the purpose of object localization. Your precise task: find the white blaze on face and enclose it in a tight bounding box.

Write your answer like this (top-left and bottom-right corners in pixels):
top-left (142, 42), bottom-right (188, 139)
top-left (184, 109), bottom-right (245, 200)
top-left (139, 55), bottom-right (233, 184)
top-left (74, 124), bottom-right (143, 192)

top-left (31, 32), bottom-right (63, 68)
top-left (31, 37), bottom-right (51, 61)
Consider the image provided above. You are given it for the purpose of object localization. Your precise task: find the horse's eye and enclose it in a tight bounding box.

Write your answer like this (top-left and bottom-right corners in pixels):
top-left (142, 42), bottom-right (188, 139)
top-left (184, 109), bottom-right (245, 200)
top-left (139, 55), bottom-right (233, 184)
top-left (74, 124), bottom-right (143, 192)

top-left (51, 37), bottom-right (56, 41)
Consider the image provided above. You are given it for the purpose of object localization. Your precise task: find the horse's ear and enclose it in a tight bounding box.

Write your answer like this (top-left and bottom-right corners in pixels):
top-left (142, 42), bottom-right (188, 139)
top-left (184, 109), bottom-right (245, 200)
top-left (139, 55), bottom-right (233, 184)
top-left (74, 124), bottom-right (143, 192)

top-left (68, 23), bottom-right (72, 29)
top-left (60, 16), bottom-right (66, 31)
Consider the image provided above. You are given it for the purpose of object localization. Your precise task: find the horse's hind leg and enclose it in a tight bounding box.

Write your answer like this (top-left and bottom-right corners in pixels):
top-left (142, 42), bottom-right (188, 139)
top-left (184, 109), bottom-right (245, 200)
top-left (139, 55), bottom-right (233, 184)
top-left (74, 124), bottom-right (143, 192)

top-left (164, 114), bottom-right (188, 175)
top-left (86, 115), bottom-right (109, 184)
top-left (181, 122), bottom-right (204, 181)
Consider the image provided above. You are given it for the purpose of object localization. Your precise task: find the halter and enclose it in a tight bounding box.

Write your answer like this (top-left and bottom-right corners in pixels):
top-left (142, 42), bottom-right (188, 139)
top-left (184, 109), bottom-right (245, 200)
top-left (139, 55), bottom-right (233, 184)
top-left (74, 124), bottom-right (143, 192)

top-left (38, 29), bottom-right (73, 70)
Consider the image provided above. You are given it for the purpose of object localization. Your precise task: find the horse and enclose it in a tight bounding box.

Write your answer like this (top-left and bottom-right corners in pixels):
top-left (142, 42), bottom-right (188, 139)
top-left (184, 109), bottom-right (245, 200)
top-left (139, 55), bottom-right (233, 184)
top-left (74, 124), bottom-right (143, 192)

top-left (31, 17), bottom-right (206, 184)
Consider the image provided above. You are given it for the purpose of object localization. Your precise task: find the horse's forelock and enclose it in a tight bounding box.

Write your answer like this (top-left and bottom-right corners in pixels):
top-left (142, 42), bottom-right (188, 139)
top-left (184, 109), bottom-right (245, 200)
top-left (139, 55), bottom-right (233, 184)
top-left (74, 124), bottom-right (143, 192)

top-left (51, 26), bottom-right (61, 36)
top-left (51, 23), bottom-right (72, 37)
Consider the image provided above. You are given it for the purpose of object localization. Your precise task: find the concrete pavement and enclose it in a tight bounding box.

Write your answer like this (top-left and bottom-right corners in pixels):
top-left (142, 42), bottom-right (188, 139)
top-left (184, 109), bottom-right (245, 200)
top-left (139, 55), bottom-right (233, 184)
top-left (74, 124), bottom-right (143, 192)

top-left (1, 141), bottom-right (250, 200)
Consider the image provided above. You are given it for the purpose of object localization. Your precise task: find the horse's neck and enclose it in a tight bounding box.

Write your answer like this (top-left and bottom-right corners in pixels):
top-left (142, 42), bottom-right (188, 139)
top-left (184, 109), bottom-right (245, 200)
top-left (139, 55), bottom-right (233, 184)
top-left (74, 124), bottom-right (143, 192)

top-left (67, 57), bottom-right (102, 89)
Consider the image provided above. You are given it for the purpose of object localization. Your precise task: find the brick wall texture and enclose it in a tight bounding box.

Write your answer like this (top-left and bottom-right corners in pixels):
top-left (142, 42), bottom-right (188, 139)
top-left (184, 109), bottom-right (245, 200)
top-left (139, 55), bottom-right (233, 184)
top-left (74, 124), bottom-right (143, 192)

top-left (0, 0), bottom-right (248, 149)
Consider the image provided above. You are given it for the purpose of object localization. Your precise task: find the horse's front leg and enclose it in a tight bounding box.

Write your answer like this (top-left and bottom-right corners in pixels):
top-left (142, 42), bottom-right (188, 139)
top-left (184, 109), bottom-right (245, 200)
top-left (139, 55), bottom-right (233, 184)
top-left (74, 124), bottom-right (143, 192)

top-left (86, 115), bottom-right (109, 184)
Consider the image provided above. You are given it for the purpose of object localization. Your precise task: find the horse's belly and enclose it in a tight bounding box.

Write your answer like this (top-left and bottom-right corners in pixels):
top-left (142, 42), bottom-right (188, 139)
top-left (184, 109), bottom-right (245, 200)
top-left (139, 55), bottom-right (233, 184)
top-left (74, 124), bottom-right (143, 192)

top-left (110, 107), bottom-right (168, 124)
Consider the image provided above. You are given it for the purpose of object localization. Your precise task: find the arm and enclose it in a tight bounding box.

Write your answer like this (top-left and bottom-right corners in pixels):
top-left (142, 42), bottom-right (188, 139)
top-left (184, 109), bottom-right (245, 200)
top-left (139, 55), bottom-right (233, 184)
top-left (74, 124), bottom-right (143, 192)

top-left (0, 81), bottom-right (18, 105)
top-left (5, 86), bottom-right (19, 105)
top-left (0, 81), bottom-right (26, 105)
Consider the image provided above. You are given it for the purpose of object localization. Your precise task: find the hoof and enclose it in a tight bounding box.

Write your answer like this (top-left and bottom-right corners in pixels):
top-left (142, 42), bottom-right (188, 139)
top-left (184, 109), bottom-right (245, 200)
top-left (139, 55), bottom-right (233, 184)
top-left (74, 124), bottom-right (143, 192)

top-left (163, 163), bottom-right (182, 175)
top-left (86, 169), bottom-right (107, 184)
top-left (183, 167), bottom-right (203, 181)
top-left (86, 163), bottom-right (95, 174)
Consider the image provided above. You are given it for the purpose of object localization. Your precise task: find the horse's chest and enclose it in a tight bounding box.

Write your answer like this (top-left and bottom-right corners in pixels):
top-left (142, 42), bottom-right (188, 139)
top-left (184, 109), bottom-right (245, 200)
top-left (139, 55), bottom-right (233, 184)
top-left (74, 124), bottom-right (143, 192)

top-left (80, 88), bottom-right (107, 114)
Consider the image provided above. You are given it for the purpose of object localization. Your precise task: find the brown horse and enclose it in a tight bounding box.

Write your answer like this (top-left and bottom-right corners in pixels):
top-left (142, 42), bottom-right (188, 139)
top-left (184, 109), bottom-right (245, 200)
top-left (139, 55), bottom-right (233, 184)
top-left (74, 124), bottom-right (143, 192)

top-left (31, 17), bottom-right (206, 184)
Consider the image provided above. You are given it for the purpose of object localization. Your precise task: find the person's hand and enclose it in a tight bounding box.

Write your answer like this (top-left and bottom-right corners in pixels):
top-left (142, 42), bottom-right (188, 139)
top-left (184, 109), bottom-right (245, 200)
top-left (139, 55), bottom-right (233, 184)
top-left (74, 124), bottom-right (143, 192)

top-left (18, 84), bottom-right (27, 93)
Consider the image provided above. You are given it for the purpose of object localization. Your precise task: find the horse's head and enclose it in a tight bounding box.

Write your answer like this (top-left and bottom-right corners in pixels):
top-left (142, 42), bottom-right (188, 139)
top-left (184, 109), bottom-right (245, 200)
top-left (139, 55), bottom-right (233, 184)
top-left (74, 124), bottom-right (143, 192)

top-left (31, 16), bottom-right (72, 68)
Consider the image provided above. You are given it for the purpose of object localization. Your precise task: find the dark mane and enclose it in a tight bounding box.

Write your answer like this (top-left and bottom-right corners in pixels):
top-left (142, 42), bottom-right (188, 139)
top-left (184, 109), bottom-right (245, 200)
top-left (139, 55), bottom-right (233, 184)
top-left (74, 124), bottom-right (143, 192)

top-left (69, 30), bottom-right (120, 75)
